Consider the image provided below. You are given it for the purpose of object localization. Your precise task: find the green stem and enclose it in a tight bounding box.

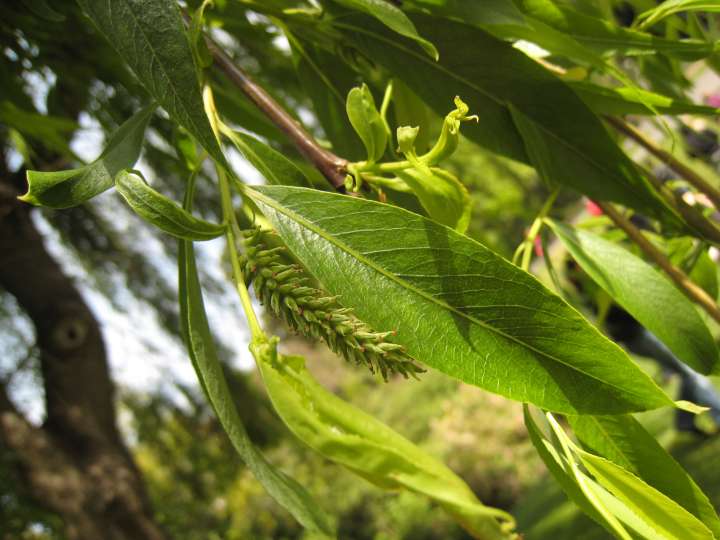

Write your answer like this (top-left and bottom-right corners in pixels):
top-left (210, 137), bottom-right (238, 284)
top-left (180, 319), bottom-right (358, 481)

top-left (515, 189), bottom-right (559, 271)
top-left (203, 83), bottom-right (265, 341)
top-left (219, 167), bottom-right (264, 341)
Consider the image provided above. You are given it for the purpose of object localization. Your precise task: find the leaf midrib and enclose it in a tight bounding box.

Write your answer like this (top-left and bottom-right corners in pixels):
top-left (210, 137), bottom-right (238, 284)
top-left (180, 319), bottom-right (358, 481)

top-left (249, 187), bottom-right (658, 402)
top-left (116, 0), bottom-right (218, 159)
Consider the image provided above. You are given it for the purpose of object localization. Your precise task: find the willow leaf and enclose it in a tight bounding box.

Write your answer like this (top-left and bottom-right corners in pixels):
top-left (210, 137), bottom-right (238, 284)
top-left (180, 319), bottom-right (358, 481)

top-left (569, 414), bottom-right (720, 537)
top-left (548, 220), bottom-right (718, 375)
top-left (333, 0), bottom-right (438, 59)
top-left (23, 104), bottom-right (155, 208)
top-left (255, 341), bottom-right (514, 540)
top-left (570, 81), bottom-right (720, 116)
top-left (116, 170), bottom-right (225, 240)
top-left (579, 450), bottom-right (714, 540)
top-left (77, 0), bottom-right (225, 165)
top-left (244, 185), bottom-right (672, 415)
top-left (638, 0), bottom-right (720, 30)
top-left (178, 185), bottom-right (333, 537)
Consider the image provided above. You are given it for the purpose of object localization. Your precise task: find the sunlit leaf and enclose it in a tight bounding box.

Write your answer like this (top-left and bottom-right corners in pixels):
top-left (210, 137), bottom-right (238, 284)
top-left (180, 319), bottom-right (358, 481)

top-left (346, 84), bottom-right (388, 163)
top-left (178, 180), bottom-right (333, 537)
top-left (255, 340), bottom-right (514, 540)
top-left (569, 414), bottom-right (720, 537)
top-left (244, 185), bottom-right (672, 414)
top-left (578, 449), bottom-right (714, 540)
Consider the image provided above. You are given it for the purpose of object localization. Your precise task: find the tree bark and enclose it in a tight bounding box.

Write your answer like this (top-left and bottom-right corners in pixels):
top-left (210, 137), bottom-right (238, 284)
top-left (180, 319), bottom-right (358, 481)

top-left (0, 177), bottom-right (169, 540)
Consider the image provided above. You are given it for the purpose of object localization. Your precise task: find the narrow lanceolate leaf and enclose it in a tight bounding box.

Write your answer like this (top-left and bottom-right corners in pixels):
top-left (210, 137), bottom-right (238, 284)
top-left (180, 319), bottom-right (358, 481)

top-left (339, 15), bottom-right (677, 225)
top-left (332, 0), bottom-right (438, 60)
top-left (178, 184), bottom-right (333, 537)
top-left (570, 81), bottom-right (720, 116)
top-left (516, 0), bottom-right (716, 60)
top-left (77, 0), bottom-right (226, 166)
top-left (569, 414), bottom-right (720, 537)
top-left (115, 170), bottom-right (225, 240)
top-left (637, 0), bottom-right (720, 30)
top-left (254, 341), bottom-right (514, 540)
top-left (578, 450), bottom-right (714, 540)
top-left (22, 104), bottom-right (155, 208)
top-left (548, 220), bottom-right (718, 375)
top-left (221, 128), bottom-right (312, 188)
top-left (245, 186), bottom-right (672, 415)
top-left (523, 407), bottom-right (625, 537)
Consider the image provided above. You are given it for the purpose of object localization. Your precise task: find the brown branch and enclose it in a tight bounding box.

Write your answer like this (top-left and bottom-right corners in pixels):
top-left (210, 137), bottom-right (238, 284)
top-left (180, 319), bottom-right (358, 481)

top-left (605, 115), bottom-right (720, 211)
top-left (597, 201), bottom-right (720, 325)
top-left (638, 163), bottom-right (720, 244)
top-left (205, 38), bottom-right (349, 191)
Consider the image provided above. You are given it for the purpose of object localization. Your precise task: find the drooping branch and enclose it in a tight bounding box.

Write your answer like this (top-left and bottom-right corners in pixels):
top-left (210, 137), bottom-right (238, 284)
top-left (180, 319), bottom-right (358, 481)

top-left (605, 115), bottom-right (720, 211)
top-left (205, 38), bottom-right (349, 190)
top-left (597, 201), bottom-right (720, 325)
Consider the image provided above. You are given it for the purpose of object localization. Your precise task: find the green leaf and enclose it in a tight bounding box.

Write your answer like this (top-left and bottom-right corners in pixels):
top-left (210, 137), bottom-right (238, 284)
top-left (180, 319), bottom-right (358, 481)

top-left (221, 128), bottom-right (312, 188)
top-left (338, 14), bottom-right (677, 224)
top-left (178, 183), bottom-right (333, 537)
top-left (516, 0), bottom-right (716, 60)
top-left (548, 220), bottom-right (718, 375)
top-left (255, 340), bottom-right (514, 540)
top-left (570, 81), bottom-right (720, 116)
top-left (244, 185), bottom-right (672, 415)
top-left (407, 0), bottom-right (527, 27)
top-left (569, 414), bottom-right (720, 537)
top-left (346, 84), bottom-right (388, 163)
top-left (332, 0), bottom-right (439, 59)
top-left (637, 0), bottom-right (720, 30)
top-left (115, 170), bottom-right (225, 240)
top-left (523, 406), bottom-right (625, 536)
top-left (77, 0), bottom-right (226, 166)
top-left (22, 104), bottom-right (155, 208)
top-left (578, 450), bottom-right (714, 540)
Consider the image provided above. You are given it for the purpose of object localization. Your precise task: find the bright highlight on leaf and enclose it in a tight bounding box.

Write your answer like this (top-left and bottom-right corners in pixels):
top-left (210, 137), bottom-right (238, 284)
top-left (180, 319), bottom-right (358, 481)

top-left (254, 339), bottom-right (515, 540)
top-left (244, 185), bottom-right (673, 415)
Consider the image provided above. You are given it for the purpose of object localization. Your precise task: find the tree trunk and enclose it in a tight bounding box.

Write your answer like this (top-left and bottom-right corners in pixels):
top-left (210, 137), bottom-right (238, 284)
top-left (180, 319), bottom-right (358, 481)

top-left (0, 177), bottom-right (169, 540)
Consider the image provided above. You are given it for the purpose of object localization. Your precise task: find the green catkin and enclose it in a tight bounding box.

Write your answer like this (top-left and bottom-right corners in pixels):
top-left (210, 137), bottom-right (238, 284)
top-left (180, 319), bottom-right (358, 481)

top-left (239, 227), bottom-right (425, 380)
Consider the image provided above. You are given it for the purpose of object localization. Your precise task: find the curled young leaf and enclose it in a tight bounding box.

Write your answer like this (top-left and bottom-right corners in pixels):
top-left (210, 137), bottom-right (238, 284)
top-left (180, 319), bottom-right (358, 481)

top-left (254, 339), bottom-right (515, 540)
top-left (115, 170), bottom-right (225, 241)
top-left (346, 84), bottom-right (388, 163)
top-left (22, 104), bottom-right (155, 208)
